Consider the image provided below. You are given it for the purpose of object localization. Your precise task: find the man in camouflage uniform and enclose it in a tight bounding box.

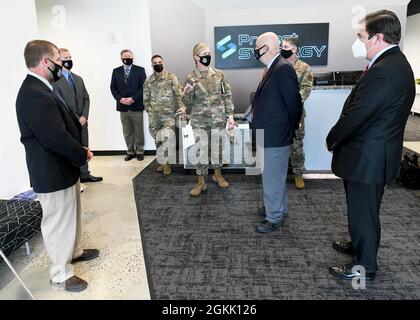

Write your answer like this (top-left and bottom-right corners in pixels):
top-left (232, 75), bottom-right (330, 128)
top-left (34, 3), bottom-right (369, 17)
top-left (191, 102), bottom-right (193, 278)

top-left (143, 55), bottom-right (186, 175)
top-left (184, 43), bottom-right (235, 197)
top-left (281, 38), bottom-right (314, 190)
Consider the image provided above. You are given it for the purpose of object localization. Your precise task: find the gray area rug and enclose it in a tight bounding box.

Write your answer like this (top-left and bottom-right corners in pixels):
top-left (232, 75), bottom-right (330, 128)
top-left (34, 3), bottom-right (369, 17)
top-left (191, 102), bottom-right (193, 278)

top-left (134, 162), bottom-right (420, 300)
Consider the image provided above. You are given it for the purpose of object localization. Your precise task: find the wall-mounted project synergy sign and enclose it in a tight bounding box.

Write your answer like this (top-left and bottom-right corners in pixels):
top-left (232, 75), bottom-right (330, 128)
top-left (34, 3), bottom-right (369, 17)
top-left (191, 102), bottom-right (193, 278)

top-left (215, 23), bottom-right (329, 69)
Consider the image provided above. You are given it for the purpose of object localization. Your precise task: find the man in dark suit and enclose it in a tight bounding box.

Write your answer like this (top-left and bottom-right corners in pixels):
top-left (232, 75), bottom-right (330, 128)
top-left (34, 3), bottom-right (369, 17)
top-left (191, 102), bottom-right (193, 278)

top-left (110, 49), bottom-right (147, 161)
top-left (251, 32), bottom-right (303, 233)
top-left (16, 40), bottom-right (100, 292)
top-left (326, 10), bottom-right (415, 281)
top-left (53, 48), bottom-right (103, 183)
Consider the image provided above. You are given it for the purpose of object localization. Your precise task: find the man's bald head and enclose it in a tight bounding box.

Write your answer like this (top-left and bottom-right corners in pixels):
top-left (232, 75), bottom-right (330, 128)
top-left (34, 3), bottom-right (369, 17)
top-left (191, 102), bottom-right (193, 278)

top-left (255, 32), bottom-right (281, 66)
top-left (257, 32), bottom-right (280, 49)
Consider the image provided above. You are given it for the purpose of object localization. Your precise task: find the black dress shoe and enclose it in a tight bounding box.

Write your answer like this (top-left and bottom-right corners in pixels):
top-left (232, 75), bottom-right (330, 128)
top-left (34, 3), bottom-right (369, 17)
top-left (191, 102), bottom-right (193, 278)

top-left (329, 264), bottom-right (376, 281)
top-left (137, 154), bottom-right (144, 161)
top-left (72, 249), bottom-right (100, 263)
top-left (50, 276), bottom-right (88, 292)
top-left (80, 175), bottom-right (103, 183)
top-left (125, 154), bottom-right (135, 161)
top-left (255, 220), bottom-right (283, 233)
top-left (332, 241), bottom-right (354, 255)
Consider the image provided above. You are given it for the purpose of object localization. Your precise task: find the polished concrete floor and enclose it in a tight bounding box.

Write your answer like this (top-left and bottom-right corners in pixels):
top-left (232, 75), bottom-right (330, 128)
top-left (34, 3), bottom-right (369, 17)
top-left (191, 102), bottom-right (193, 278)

top-left (0, 156), bottom-right (154, 300)
top-left (404, 141), bottom-right (420, 154)
top-left (403, 115), bottom-right (420, 154)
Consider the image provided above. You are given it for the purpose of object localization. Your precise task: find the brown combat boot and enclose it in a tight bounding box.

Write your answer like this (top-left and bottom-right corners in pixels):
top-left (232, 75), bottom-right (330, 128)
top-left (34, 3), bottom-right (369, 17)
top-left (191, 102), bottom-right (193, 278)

top-left (212, 168), bottom-right (229, 188)
top-left (163, 163), bottom-right (172, 176)
top-left (294, 175), bottom-right (305, 190)
top-left (191, 175), bottom-right (207, 197)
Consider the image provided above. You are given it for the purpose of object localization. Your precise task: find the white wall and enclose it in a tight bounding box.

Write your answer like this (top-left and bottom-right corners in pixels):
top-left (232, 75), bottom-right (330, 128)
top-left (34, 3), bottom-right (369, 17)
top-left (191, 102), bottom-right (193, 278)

top-left (204, 1), bottom-right (409, 110)
top-left (149, 0), bottom-right (205, 85)
top-left (405, 13), bottom-right (420, 80)
top-left (35, 0), bottom-right (155, 151)
top-left (0, 0), bottom-right (38, 198)
top-left (404, 12), bottom-right (420, 113)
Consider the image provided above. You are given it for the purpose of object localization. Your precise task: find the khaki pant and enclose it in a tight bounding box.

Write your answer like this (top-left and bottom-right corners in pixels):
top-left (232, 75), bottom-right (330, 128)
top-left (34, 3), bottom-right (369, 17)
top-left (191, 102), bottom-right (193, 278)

top-left (120, 111), bottom-right (145, 155)
top-left (37, 182), bottom-right (84, 283)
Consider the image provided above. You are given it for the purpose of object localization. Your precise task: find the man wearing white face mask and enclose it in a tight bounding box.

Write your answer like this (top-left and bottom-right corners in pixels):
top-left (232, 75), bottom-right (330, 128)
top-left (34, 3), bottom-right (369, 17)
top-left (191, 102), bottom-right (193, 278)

top-left (326, 10), bottom-right (415, 282)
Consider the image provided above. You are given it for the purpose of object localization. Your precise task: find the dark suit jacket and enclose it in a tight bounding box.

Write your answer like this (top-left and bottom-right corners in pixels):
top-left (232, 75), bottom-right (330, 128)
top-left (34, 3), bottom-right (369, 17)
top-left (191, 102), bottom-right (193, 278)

top-left (326, 46), bottom-right (415, 184)
top-left (16, 75), bottom-right (87, 193)
top-left (110, 65), bottom-right (147, 112)
top-left (251, 55), bottom-right (303, 148)
top-left (53, 72), bottom-right (90, 119)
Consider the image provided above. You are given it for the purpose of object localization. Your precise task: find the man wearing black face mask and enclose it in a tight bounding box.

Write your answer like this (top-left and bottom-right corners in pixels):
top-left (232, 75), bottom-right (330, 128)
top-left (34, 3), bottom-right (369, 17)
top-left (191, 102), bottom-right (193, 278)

top-left (53, 48), bottom-right (103, 183)
top-left (143, 55), bottom-right (186, 175)
top-left (281, 38), bottom-right (313, 190)
top-left (16, 40), bottom-right (98, 292)
top-left (110, 49), bottom-right (147, 161)
top-left (251, 32), bottom-right (302, 233)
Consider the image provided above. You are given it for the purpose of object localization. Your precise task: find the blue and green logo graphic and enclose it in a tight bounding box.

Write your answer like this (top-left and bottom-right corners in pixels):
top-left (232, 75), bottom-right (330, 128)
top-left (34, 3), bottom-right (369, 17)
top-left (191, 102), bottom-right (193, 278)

top-left (216, 35), bottom-right (237, 59)
top-left (215, 24), bottom-right (329, 69)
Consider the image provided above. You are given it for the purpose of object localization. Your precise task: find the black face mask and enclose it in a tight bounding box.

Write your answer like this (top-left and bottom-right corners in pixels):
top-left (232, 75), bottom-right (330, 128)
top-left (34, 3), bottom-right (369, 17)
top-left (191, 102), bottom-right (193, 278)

top-left (62, 60), bottom-right (73, 70)
top-left (199, 55), bottom-right (211, 67)
top-left (281, 49), bottom-right (294, 59)
top-left (254, 45), bottom-right (268, 60)
top-left (47, 58), bottom-right (63, 82)
top-left (153, 64), bottom-right (164, 73)
top-left (123, 58), bottom-right (133, 66)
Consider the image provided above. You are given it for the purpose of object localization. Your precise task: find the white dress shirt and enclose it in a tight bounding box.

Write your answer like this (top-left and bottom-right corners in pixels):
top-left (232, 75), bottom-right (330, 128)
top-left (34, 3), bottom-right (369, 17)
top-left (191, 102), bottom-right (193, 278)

top-left (267, 53), bottom-right (281, 70)
top-left (27, 70), bottom-right (53, 91)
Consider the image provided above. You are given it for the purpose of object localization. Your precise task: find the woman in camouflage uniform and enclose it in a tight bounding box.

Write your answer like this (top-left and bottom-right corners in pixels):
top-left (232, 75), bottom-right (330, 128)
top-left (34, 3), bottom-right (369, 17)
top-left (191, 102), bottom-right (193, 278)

top-left (183, 43), bottom-right (235, 197)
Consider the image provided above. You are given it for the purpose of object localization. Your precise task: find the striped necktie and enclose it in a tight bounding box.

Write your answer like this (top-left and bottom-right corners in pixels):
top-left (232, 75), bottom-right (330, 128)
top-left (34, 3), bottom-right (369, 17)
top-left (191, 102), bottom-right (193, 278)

top-left (67, 73), bottom-right (76, 93)
top-left (124, 67), bottom-right (130, 84)
top-left (362, 64), bottom-right (369, 75)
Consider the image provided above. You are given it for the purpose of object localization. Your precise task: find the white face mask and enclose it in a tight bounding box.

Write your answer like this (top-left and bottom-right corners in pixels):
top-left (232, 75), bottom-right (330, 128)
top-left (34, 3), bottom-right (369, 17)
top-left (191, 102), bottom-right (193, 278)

top-left (352, 38), bottom-right (367, 59)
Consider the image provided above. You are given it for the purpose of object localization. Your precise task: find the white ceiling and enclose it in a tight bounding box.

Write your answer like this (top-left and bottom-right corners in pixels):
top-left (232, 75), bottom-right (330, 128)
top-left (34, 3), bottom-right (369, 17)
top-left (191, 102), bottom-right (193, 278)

top-left (190, 0), bottom-right (410, 11)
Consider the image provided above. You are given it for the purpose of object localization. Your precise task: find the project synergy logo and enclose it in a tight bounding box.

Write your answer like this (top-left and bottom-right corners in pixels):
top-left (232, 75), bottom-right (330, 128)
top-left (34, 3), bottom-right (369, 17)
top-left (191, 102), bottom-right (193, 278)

top-left (214, 24), bottom-right (329, 68)
top-left (216, 35), bottom-right (237, 59)
top-left (216, 34), bottom-right (327, 61)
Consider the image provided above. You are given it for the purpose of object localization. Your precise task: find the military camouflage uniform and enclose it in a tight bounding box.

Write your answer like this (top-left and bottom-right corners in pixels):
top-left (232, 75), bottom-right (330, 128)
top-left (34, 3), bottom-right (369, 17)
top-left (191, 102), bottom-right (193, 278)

top-left (143, 71), bottom-right (185, 146)
top-left (291, 59), bottom-right (313, 175)
top-left (183, 67), bottom-right (235, 176)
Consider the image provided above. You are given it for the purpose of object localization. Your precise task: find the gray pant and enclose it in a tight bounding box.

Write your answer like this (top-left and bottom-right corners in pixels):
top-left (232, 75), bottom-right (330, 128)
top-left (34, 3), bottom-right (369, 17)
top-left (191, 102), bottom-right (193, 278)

top-left (120, 111), bottom-right (144, 155)
top-left (80, 124), bottom-right (90, 178)
top-left (261, 146), bottom-right (291, 224)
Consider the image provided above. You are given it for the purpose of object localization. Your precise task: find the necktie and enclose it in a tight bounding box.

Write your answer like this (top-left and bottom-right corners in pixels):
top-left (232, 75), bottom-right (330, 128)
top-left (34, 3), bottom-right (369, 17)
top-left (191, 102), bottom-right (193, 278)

top-left (124, 67), bottom-right (130, 84)
top-left (255, 67), bottom-right (268, 95)
top-left (260, 67), bottom-right (268, 82)
top-left (67, 73), bottom-right (76, 94)
top-left (362, 65), bottom-right (369, 75)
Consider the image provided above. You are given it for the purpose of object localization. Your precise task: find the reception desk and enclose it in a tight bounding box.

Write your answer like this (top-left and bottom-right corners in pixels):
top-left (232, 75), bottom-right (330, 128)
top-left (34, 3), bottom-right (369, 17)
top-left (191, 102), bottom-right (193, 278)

top-left (181, 85), bottom-right (353, 172)
top-left (303, 85), bottom-right (352, 172)
top-left (411, 89), bottom-right (420, 114)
